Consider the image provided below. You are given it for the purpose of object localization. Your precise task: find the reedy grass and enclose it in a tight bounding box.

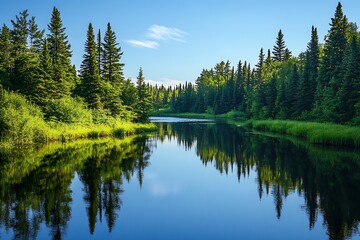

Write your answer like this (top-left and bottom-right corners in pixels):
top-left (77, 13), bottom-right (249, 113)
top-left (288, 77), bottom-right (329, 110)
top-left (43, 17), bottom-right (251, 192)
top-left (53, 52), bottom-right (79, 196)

top-left (247, 120), bottom-right (360, 148)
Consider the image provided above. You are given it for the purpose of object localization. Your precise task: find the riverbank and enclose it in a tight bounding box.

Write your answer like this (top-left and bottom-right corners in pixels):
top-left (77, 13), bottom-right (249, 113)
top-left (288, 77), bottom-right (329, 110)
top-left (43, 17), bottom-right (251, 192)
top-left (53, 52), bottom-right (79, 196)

top-left (246, 120), bottom-right (360, 148)
top-left (0, 90), bottom-right (156, 148)
top-left (150, 110), bottom-right (360, 148)
top-left (0, 121), bottom-right (156, 148)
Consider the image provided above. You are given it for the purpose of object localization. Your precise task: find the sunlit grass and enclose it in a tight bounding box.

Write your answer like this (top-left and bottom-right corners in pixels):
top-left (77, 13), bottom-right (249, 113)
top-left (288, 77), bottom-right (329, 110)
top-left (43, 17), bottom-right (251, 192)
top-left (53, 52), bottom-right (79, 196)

top-left (248, 120), bottom-right (360, 148)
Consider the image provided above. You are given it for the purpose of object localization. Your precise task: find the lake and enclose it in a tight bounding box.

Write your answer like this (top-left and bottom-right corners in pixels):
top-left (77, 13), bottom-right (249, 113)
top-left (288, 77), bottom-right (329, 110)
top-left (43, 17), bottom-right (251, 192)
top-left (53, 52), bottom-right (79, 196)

top-left (1, 117), bottom-right (360, 239)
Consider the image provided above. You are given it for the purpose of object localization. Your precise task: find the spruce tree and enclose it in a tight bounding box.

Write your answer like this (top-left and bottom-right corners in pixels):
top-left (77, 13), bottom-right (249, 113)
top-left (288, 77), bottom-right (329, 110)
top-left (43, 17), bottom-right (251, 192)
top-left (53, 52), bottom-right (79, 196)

top-left (100, 22), bottom-right (125, 116)
top-left (47, 7), bottom-right (74, 99)
top-left (28, 16), bottom-right (44, 53)
top-left (272, 30), bottom-right (286, 62)
top-left (10, 10), bottom-right (29, 54)
top-left (97, 29), bottom-right (102, 74)
top-left (0, 25), bottom-right (12, 88)
top-left (102, 22), bottom-right (124, 84)
top-left (33, 39), bottom-right (54, 106)
top-left (134, 67), bottom-right (152, 123)
top-left (315, 2), bottom-right (348, 121)
top-left (336, 36), bottom-right (360, 122)
top-left (79, 23), bottom-right (102, 109)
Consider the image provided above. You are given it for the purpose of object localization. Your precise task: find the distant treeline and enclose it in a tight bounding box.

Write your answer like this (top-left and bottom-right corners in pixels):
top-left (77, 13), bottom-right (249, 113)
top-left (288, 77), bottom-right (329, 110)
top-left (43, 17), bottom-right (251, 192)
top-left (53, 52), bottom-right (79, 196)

top-left (150, 2), bottom-right (360, 125)
top-left (0, 7), bottom-right (151, 126)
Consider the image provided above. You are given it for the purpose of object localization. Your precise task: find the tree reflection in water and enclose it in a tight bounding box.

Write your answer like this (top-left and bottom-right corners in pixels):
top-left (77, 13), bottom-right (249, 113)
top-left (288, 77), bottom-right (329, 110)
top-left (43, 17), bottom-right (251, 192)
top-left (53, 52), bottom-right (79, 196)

top-left (1, 121), bottom-right (360, 240)
top-left (154, 121), bottom-right (360, 240)
top-left (0, 136), bottom-right (151, 239)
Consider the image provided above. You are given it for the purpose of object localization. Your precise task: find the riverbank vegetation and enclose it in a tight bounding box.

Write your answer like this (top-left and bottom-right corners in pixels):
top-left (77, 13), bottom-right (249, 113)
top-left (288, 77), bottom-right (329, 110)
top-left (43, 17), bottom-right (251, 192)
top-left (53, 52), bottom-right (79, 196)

top-left (149, 3), bottom-right (360, 126)
top-left (0, 7), bottom-right (153, 146)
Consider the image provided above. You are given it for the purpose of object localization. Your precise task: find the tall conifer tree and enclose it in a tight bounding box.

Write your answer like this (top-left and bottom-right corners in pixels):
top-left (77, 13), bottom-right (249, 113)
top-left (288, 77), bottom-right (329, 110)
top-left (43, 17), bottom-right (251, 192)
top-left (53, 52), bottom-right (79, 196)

top-left (47, 7), bottom-right (74, 98)
top-left (79, 23), bottom-right (102, 109)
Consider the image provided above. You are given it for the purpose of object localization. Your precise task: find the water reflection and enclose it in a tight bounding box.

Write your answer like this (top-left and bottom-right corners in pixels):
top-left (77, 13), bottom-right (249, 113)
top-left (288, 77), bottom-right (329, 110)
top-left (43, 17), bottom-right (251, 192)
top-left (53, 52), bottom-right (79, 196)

top-left (1, 121), bottom-right (360, 239)
top-left (0, 136), bottom-right (152, 239)
top-left (154, 121), bottom-right (360, 240)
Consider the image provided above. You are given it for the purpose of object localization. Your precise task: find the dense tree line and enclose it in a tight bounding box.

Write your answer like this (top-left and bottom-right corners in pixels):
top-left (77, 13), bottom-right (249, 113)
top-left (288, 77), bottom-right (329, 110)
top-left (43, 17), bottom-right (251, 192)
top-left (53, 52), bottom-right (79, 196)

top-left (152, 2), bottom-right (360, 124)
top-left (0, 7), bottom-right (151, 124)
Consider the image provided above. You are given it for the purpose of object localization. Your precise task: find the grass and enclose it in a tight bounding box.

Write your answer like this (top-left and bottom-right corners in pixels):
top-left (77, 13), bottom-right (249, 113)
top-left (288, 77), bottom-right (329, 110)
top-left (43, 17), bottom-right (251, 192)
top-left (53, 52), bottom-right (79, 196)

top-left (246, 119), bottom-right (360, 148)
top-left (0, 121), bottom-right (156, 147)
top-left (150, 109), bottom-right (246, 120)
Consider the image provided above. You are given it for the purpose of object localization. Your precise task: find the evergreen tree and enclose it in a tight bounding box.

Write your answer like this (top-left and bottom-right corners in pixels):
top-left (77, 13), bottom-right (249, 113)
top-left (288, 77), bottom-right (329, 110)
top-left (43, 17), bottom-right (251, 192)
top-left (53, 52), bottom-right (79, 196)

top-left (97, 29), bottom-right (102, 74)
top-left (134, 68), bottom-right (151, 123)
top-left (32, 39), bottom-right (54, 106)
top-left (28, 16), bottom-right (44, 53)
top-left (10, 10), bottom-right (29, 54)
top-left (315, 2), bottom-right (349, 121)
top-left (0, 25), bottom-right (12, 88)
top-left (102, 22), bottom-right (124, 84)
top-left (272, 30), bottom-right (286, 62)
top-left (336, 36), bottom-right (360, 122)
top-left (47, 7), bottom-right (75, 98)
top-left (78, 23), bottom-right (102, 109)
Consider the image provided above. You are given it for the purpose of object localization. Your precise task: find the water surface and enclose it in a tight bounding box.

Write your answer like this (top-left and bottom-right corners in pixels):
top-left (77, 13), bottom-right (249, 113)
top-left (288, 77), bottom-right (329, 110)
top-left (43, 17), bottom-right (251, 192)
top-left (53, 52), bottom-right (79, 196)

top-left (1, 118), bottom-right (360, 239)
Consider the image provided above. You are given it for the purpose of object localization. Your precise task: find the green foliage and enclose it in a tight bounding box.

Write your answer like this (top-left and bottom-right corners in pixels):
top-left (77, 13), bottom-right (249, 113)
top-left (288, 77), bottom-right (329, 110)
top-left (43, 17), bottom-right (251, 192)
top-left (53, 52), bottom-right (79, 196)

top-left (47, 7), bottom-right (75, 98)
top-left (44, 97), bottom-right (93, 125)
top-left (160, 2), bottom-right (360, 127)
top-left (134, 68), bottom-right (152, 123)
top-left (250, 120), bottom-right (360, 147)
top-left (0, 89), bottom-right (49, 144)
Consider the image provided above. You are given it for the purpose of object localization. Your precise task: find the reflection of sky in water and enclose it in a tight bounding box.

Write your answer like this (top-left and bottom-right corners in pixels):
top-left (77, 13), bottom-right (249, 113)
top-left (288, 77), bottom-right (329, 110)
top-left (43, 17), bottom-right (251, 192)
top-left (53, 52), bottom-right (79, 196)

top-left (150, 116), bottom-right (213, 123)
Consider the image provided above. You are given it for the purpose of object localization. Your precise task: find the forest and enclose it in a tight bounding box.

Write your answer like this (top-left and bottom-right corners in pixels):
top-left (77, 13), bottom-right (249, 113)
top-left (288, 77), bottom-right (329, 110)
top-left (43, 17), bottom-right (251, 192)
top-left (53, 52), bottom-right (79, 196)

top-left (150, 2), bottom-right (360, 125)
top-left (0, 7), bottom-right (153, 145)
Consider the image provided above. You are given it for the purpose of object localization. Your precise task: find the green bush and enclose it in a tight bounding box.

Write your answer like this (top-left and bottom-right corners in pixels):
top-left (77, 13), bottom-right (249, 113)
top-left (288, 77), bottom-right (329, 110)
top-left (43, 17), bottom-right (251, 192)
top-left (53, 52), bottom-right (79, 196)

top-left (0, 89), bottom-right (49, 144)
top-left (44, 97), bottom-right (93, 125)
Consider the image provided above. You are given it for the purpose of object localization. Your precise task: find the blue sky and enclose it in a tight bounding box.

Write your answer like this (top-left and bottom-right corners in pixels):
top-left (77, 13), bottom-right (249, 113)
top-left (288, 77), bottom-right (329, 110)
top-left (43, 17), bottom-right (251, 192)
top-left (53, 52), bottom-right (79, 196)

top-left (1, 0), bottom-right (360, 86)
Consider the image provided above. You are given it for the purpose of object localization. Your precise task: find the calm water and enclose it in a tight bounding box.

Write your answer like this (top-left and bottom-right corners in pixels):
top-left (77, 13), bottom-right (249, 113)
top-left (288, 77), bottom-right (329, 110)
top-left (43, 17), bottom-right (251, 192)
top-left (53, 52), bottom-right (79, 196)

top-left (1, 118), bottom-right (360, 240)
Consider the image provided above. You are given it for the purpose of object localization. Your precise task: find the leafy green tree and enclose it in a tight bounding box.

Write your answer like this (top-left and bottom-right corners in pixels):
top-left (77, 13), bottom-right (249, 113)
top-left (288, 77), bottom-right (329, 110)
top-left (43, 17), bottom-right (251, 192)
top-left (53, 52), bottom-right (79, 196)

top-left (78, 23), bottom-right (102, 109)
top-left (134, 68), bottom-right (151, 123)
top-left (47, 7), bottom-right (75, 98)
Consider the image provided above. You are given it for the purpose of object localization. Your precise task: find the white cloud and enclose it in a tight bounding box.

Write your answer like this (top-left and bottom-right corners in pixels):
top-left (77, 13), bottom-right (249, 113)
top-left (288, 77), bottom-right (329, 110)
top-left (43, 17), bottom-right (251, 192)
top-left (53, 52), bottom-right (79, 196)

top-left (147, 25), bottom-right (187, 42)
top-left (145, 78), bottom-right (183, 88)
top-left (149, 182), bottom-right (177, 197)
top-left (126, 40), bottom-right (159, 49)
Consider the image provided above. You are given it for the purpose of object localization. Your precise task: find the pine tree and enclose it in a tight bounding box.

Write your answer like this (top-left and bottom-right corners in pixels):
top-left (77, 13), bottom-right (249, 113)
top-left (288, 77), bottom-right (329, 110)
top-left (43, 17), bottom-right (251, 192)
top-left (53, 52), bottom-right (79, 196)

top-left (32, 39), bottom-right (54, 106)
top-left (315, 2), bottom-right (349, 121)
top-left (10, 10), bottom-right (29, 54)
top-left (97, 29), bottom-right (102, 74)
top-left (288, 64), bottom-right (300, 118)
top-left (134, 68), bottom-right (152, 123)
top-left (0, 25), bottom-right (12, 88)
top-left (272, 30), bottom-right (286, 62)
top-left (336, 36), bottom-right (360, 122)
top-left (102, 22), bottom-right (124, 84)
top-left (78, 23), bottom-right (102, 109)
top-left (28, 16), bottom-right (44, 53)
top-left (47, 7), bottom-right (74, 98)
top-left (255, 48), bottom-right (265, 86)
top-left (307, 26), bottom-right (319, 96)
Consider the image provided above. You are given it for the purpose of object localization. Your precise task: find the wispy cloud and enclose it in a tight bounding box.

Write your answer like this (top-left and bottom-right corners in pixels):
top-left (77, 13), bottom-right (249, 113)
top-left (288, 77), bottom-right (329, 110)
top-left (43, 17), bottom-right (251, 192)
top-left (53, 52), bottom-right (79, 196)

top-left (147, 25), bottom-right (187, 42)
top-left (126, 40), bottom-right (159, 49)
top-left (126, 24), bottom-right (187, 49)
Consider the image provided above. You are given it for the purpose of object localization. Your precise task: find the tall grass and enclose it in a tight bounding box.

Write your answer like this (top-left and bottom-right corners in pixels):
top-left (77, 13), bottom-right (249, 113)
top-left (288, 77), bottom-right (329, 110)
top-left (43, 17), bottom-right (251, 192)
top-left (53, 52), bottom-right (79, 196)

top-left (0, 89), bottom-right (156, 147)
top-left (248, 120), bottom-right (360, 148)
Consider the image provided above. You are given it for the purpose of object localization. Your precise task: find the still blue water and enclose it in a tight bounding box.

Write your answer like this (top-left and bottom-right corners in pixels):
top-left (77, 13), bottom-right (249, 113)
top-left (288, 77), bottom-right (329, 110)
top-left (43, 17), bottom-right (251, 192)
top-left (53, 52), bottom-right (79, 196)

top-left (1, 117), bottom-right (359, 239)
